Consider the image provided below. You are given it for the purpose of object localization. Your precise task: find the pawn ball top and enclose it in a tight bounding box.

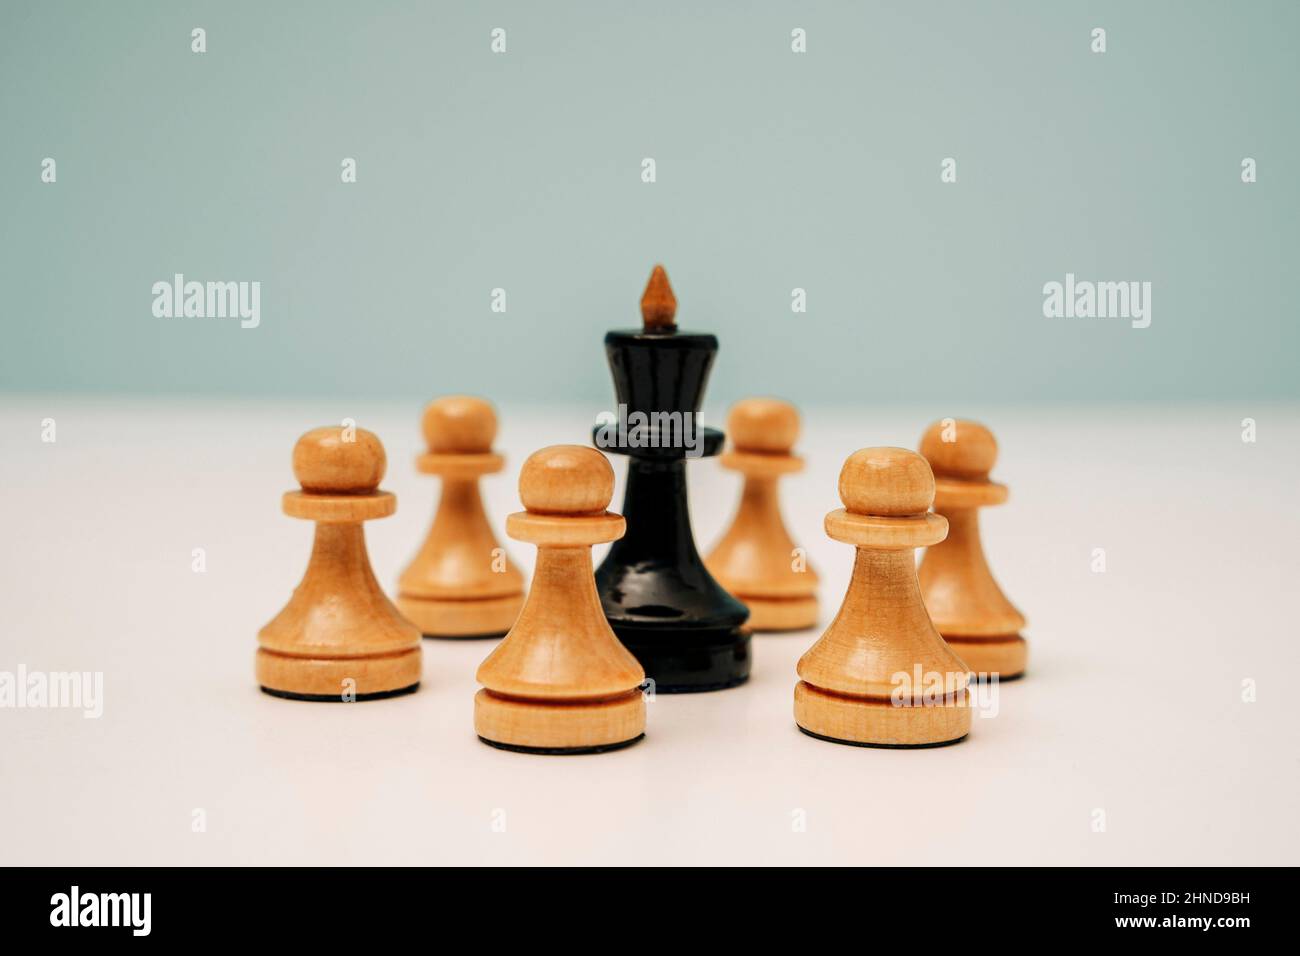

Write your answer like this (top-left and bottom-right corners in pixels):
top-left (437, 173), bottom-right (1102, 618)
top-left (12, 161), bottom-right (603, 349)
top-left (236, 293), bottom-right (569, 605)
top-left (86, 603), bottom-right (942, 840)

top-left (728, 398), bottom-right (800, 454)
top-left (293, 426), bottom-right (387, 494)
top-left (519, 445), bottom-right (614, 515)
top-left (640, 264), bottom-right (677, 332)
top-left (838, 447), bottom-right (935, 517)
top-left (422, 395), bottom-right (497, 453)
top-left (919, 419), bottom-right (998, 480)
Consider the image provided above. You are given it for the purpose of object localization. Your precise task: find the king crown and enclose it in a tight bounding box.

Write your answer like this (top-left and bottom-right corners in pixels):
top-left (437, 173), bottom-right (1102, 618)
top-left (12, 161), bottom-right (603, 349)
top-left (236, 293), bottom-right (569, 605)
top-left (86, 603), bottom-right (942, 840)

top-left (640, 264), bottom-right (677, 332)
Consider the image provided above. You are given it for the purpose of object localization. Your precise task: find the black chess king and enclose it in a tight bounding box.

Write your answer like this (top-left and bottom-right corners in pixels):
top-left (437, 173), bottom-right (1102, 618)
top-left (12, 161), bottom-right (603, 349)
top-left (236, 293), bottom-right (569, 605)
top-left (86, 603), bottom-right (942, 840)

top-left (592, 265), bottom-right (751, 692)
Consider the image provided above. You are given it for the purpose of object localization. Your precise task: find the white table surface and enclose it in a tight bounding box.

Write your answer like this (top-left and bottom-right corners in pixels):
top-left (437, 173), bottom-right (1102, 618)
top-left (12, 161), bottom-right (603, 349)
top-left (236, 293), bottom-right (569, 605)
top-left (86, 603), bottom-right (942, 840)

top-left (1, 397), bottom-right (1296, 866)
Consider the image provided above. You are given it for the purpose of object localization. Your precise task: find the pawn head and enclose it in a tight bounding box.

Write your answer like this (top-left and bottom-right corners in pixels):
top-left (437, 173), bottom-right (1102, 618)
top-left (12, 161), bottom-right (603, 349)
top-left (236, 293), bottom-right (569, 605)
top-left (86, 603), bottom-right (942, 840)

top-left (519, 445), bottom-right (614, 515)
top-left (919, 419), bottom-right (998, 480)
top-left (838, 447), bottom-right (934, 517)
top-left (728, 398), bottom-right (799, 454)
top-left (422, 395), bottom-right (497, 453)
top-left (293, 426), bottom-right (387, 494)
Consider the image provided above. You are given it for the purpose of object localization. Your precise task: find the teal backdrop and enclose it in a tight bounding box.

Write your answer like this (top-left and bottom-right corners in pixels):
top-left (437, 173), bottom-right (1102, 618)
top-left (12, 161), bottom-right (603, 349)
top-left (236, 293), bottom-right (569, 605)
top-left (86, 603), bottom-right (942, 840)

top-left (2, 1), bottom-right (1297, 405)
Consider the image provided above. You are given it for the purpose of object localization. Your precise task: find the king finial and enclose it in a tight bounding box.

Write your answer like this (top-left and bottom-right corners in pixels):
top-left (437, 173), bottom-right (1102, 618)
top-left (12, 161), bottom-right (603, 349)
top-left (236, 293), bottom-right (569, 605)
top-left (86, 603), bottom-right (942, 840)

top-left (640, 264), bottom-right (677, 332)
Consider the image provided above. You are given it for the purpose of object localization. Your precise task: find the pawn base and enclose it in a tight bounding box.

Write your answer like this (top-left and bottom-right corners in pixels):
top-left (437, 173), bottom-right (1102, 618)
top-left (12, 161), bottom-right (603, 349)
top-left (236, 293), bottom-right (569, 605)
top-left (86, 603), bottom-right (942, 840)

top-left (474, 688), bottom-right (645, 753)
top-left (797, 726), bottom-right (966, 749)
top-left (734, 593), bottom-right (818, 633)
top-left (943, 634), bottom-right (1027, 680)
top-left (614, 625), bottom-right (751, 693)
top-left (397, 591), bottom-right (524, 639)
top-left (256, 647), bottom-right (422, 701)
top-left (262, 683), bottom-right (419, 703)
top-left (478, 734), bottom-right (644, 756)
top-left (794, 680), bottom-right (970, 748)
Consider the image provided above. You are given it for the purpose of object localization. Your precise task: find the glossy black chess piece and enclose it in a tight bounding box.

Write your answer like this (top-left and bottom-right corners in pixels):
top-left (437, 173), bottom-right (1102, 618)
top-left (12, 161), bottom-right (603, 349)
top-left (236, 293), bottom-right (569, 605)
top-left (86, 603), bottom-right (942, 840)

top-left (591, 266), bottom-right (751, 692)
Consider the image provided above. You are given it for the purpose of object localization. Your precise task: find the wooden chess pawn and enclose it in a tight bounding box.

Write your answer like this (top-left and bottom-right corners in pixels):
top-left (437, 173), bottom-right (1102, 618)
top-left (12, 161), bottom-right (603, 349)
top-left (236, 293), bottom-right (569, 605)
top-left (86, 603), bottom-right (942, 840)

top-left (257, 426), bottom-right (422, 701)
top-left (917, 420), bottom-right (1028, 678)
top-left (794, 448), bottom-right (971, 747)
top-left (706, 398), bottom-right (819, 631)
top-left (475, 446), bottom-right (646, 754)
top-left (398, 397), bottom-right (525, 638)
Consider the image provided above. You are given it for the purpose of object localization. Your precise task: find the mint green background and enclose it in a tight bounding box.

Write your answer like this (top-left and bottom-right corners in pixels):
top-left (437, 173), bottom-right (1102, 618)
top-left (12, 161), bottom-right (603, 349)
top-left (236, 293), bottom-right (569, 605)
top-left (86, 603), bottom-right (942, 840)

top-left (2, 1), bottom-right (1296, 405)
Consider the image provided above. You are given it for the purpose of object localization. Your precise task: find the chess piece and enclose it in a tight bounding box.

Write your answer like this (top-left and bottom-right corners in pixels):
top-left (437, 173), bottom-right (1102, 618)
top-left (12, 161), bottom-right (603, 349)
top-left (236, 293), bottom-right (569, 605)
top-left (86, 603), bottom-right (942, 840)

top-left (794, 448), bottom-right (970, 747)
top-left (706, 398), bottom-right (819, 631)
top-left (475, 445), bottom-right (646, 754)
top-left (257, 426), bottom-right (422, 701)
top-left (918, 419), bottom-right (1028, 678)
top-left (592, 265), bottom-right (750, 692)
top-left (398, 397), bottom-right (525, 638)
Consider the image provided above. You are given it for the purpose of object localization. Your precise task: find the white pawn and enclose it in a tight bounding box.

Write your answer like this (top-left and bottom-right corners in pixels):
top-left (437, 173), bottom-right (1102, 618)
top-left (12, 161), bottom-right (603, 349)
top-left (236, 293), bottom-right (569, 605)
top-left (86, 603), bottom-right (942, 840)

top-left (795, 448), bottom-right (970, 747)
top-left (475, 446), bottom-right (646, 754)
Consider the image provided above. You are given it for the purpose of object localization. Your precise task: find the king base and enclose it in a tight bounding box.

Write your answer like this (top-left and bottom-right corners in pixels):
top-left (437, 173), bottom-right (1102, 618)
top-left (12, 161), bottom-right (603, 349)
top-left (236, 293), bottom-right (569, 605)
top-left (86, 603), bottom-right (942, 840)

top-left (614, 625), bottom-right (751, 693)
